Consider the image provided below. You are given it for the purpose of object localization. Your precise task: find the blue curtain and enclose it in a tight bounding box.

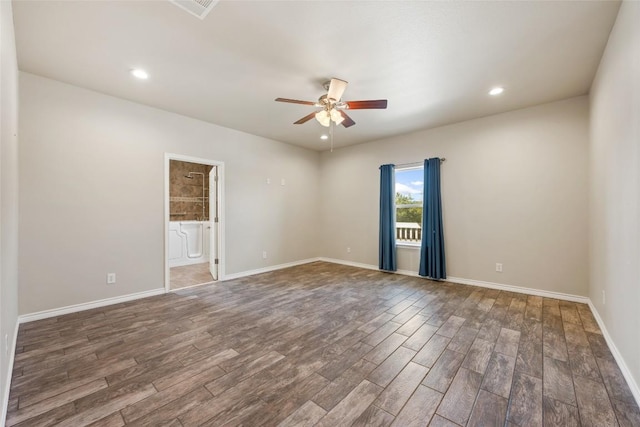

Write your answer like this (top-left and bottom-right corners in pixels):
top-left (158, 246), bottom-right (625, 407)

top-left (419, 158), bottom-right (446, 279)
top-left (379, 164), bottom-right (397, 271)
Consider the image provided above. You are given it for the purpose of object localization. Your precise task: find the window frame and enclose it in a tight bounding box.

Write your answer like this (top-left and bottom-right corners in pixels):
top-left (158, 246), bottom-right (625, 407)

top-left (394, 165), bottom-right (424, 248)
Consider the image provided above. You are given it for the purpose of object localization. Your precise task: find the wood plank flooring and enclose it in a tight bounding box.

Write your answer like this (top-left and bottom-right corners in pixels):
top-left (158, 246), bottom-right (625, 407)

top-left (7, 262), bottom-right (640, 426)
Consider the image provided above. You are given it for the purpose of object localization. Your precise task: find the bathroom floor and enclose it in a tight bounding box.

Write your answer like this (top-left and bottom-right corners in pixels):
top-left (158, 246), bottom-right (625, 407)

top-left (170, 262), bottom-right (214, 289)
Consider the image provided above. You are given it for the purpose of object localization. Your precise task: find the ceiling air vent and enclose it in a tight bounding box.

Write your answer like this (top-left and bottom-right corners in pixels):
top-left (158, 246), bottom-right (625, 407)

top-left (169, 0), bottom-right (219, 20)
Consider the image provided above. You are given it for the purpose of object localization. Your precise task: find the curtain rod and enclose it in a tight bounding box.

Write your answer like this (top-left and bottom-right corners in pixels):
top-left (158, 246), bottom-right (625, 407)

top-left (395, 158), bottom-right (446, 168)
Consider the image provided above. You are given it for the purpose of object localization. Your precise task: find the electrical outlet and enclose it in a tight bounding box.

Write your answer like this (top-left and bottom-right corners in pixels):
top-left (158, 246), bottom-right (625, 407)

top-left (347, 247), bottom-right (351, 253)
top-left (496, 263), bottom-right (503, 272)
top-left (107, 273), bottom-right (116, 284)
top-left (602, 290), bottom-right (606, 305)
top-left (266, 178), bottom-right (271, 184)
top-left (281, 178), bottom-right (286, 186)
top-left (262, 251), bottom-right (267, 259)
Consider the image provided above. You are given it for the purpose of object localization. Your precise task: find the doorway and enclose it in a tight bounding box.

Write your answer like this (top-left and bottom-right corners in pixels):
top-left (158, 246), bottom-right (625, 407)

top-left (164, 153), bottom-right (224, 291)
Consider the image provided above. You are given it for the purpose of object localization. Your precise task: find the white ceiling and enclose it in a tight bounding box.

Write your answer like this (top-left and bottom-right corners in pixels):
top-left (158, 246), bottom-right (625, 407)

top-left (13, 0), bottom-right (620, 151)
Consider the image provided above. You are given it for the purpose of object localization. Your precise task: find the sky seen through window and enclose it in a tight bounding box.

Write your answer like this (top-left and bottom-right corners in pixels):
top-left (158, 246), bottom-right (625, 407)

top-left (395, 168), bottom-right (423, 202)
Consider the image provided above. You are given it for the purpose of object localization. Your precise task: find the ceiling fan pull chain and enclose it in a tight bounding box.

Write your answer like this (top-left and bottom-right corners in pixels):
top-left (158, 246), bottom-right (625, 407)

top-left (330, 121), bottom-right (334, 152)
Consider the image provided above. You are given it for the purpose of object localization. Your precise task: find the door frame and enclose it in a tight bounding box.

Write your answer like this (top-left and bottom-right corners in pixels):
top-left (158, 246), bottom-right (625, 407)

top-left (164, 153), bottom-right (225, 292)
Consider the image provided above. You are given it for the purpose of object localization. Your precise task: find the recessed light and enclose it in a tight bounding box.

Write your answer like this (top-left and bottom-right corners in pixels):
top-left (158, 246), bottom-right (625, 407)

top-left (130, 69), bottom-right (149, 80)
top-left (489, 87), bottom-right (504, 96)
top-left (320, 135), bottom-right (329, 140)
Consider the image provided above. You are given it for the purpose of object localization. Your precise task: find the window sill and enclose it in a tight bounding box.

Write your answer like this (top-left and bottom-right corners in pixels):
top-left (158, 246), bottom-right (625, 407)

top-left (397, 243), bottom-right (421, 249)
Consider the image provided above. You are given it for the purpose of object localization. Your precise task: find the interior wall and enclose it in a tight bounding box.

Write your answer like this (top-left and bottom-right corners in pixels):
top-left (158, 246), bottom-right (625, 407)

top-left (18, 72), bottom-right (321, 315)
top-left (320, 96), bottom-right (589, 297)
top-left (0, 0), bottom-right (20, 422)
top-left (589, 0), bottom-right (640, 398)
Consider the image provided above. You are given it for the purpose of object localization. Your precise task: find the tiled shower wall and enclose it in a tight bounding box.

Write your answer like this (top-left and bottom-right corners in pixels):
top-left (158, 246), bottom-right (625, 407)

top-left (170, 160), bottom-right (213, 221)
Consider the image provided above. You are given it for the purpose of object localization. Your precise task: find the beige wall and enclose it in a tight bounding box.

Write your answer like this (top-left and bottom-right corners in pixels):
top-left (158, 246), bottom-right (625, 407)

top-left (1, 0), bottom-right (20, 422)
top-left (320, 96), bottom-right (589, 296)
top-left (18, 73), bottom-right (321, 314)
top-left (589, 0), bottom-right (640, 397)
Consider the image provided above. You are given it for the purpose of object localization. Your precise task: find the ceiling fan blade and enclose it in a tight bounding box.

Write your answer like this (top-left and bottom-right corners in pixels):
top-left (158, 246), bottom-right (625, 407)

top-left (275, 98), bottom-right (316, 106)
top-left (294, 112), bottom-right (316, 124)
top-left (327, 78), bottom-right (348, 101)
top-left (340, 111), bottom-right (356, 128)
top-left (345, 99), bottom-right (388, 109)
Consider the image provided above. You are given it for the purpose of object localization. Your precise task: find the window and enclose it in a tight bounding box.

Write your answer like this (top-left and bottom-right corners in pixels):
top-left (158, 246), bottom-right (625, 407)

top-left (395, 166), bottom-right (423, 245)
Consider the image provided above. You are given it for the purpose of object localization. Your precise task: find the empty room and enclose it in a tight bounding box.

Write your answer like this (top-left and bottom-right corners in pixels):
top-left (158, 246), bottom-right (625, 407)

top-left (1, 0), bottom-right (639, 426)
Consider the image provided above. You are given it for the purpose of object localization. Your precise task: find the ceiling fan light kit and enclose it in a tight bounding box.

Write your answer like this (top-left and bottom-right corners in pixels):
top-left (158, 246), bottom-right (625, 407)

top-left (314, 108), bottom-right (345, 127)
top-left (315, 110), bottom-right (331, 127)
top-left (330, 109), bottom-right (345, 126)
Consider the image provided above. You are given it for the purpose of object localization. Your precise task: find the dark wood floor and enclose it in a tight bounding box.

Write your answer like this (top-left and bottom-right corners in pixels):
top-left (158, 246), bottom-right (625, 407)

top-left (6, 262), bottom-right (640, 426)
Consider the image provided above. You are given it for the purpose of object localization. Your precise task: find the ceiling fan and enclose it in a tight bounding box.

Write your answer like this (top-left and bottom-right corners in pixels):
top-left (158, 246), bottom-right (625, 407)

top-left (275, 78), bottom-right (388, 129)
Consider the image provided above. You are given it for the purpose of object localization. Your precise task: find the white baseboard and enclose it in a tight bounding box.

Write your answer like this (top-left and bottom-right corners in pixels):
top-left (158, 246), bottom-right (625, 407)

top-left (1, 321), bottom-right (19, 427)
top-left (318, 257), bottom-right (380, 272)
top-left (319, 258), bottom-right (589, 303)
top-left (223, 258), bottom-right (322, 281)
top-left (587, 300), bottom-right (640, 407)
top-left (19, 258), bottom-right (326, 323)
top-left (18, 288), bottom-right (166, 324)
top-left (446, 276), bottom-right (589, 304)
